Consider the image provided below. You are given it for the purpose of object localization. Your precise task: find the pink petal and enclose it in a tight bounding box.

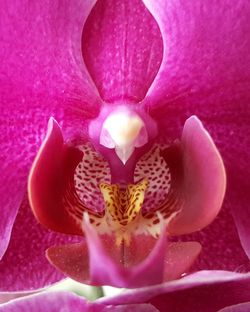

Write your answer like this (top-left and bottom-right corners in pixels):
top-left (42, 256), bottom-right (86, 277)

top-left (154, 107), bottom-right (250, 271)
top-left (0, 292), bottom-right (88, 312)
top-left (47, 220), bottom-right (167, 288)
top-left (142, 0), bottom-right (250, 262)
top-left (82, 0), bottom-right (163, 103)
top-left (168, 116), bottom-right (226, 234)
top-left (0, 291), bottom-right (38, 304)
top-left (150, 104), bottom-right (249, 272)
top-left (144, 0), bottom-right (250, 108)
top-left (166, 117), bottom-right (249, 271)
top-left (0, 0), bottom-right (100, 259)
top-left (181, 205), bottom-right (250, 273)
top-left (164, 242), bottom-right (201, 281)
top-left (85, 219), bottom-right (166, 288)
top-left (1, 1), bottom-right (98, 104)
top-left (28, 118), bottom-right (83, 235)
top-left (0, 291), bottom-right (159, 312)
top-left (46, 242), bottom-right (90, 284)
top-left (0, 195), bottom-right (80, 291)
top-left (219, 302), bottom-right (250, 312)
top-left (220, 123), bottom-right (250, 260)
top-left (100, 271), bottom-right (250, 312)
top-left (101, 304), bottom-right (159, 312)
top-left (47, 220), bottom-right (200, 287)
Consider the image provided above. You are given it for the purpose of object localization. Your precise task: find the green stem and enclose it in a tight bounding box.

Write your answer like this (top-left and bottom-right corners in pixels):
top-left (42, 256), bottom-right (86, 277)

top-left (90, 286), bottom-right (104, 300)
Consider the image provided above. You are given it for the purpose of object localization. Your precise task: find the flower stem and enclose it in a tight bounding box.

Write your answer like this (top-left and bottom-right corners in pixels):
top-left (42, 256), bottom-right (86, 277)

top-left (91, 286), bottom-right (104, 300)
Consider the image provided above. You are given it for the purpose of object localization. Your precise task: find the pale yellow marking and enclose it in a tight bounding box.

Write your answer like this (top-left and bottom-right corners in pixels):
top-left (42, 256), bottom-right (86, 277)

top-left (100, 179), bottom-right (148, 246)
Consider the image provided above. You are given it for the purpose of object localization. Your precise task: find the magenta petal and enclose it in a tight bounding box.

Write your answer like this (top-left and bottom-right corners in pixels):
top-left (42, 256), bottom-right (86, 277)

top-left (0, 155), bottom-right (25, 260)
top-left (46, 242), bottom-right (90, 284)
top-left (223, 123), bottom-right (250, 259)
top-left (182, 208), bottom-right (250, 273)
top-left (100, 271), bottom-right (250, 312)
top-left (143, 0), bottom-right (250, 264)
top-left (219, 302), bottom-right (250, 312)
top-left (48, 219), bottom-right (167, 288)
top-left (47, 238), bottom-right (200, 287)
top-left (0, 291), bottom-right (38, 304)
top-left (0, 195), bottom-right (80, 291)
top-left (144, 0), bottom-right (250, 108)
top-left (168, 116), bottom-right (226, 235)
top-left (142, 0), bottom-right (250, 264)
top-left (229, 187), bottom-right (250, 261)
top-left (0, 0), bottom-right (100, 258)
top-left (0, 292), bottom-right (158, 312)
top-left (164, 242), bottom-right (201, 281)
top-left (0, 292), bottom-right (88, 312)
top-left (82, 0), bottom-right (163, 103)
top-left (1, 1), bottom-right (99, 106)
top-left (184, 112), bottom-right (250, 269)
top-left (168, 116), bottom-right (248, 271)
top-left (101, 304), bottom-right (159, 312)
top-left (47, 220), bottom-right (166, 288)
top-left (28, 118), bottom-right (83, 235)
top-left (84, 219), bottom-right (167, 287)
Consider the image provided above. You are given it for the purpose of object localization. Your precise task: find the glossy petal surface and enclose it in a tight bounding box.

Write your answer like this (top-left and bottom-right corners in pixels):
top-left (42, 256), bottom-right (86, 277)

top-left (0, 0), bottom-right (99, 264)
top-left (47, 221), bottom-right (200, 287)
top-left (100, 271), bottom-right (250, 312)
top-left (2, 0), bottom-right (250, 292)
top-left (101, 304), bottom-right (159, 312)
top-left (0, 292), bottom-right (88, 312)
top-left (168, 116), bottom-right (226, 235)
top-left (47, 220), bottom-right (167, 288)
top-left (144, 0), bottom-right (250, 269)
top-left (83, 0), bottom-right (163, 103)
top-left (0, 195), bottom-right (80, 291)
top-left (145, 0), bottom-right (250, 107)
top-left (28, 118), bottom-right (83, 235)
top-left (0, 292), bottom-right (159, 312)
top-left (219, 302), bottom-right (250, 312)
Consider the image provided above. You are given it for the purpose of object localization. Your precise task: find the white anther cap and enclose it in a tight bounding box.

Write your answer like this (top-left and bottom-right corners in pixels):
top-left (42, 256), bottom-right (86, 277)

top-left (100, 109), bottom-right (148, 164)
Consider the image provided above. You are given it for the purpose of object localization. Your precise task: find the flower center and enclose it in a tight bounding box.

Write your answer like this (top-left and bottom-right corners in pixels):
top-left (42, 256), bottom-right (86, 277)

top-left (100, 108), bottom-right (148, 164)
top-left (69, 143), bottom-right (182, 246)
top-left (100, 179), bottom-right (148, 246)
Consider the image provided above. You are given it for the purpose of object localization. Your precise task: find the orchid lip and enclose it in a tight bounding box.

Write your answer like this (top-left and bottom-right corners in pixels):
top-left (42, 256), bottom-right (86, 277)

top-left (28, 115), bottom-right (226, 288)
top-left (29, 115), bottom-right (226, 239)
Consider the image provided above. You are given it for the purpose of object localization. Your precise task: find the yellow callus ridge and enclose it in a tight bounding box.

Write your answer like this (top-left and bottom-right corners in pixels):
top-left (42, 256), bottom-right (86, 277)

top-left (99, 179), bottom-right (148, 246)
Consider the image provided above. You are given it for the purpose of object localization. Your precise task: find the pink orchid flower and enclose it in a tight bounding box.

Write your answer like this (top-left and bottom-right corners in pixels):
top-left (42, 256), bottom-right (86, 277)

top-left (0, 0), bottom-right (250, 294)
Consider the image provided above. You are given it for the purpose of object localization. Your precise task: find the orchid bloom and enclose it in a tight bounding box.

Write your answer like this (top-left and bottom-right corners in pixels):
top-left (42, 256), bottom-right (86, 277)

top-left (26, 0), bottom-right (225, 287)
top-left (0, 0), bottom-right (250, 296)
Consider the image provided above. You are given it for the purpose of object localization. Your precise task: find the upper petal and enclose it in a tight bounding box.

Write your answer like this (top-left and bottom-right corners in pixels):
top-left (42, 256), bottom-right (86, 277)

top-left (144, 0), bottom-right (250, 110)
top-left (82, 0), bottom-right (163, 103)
